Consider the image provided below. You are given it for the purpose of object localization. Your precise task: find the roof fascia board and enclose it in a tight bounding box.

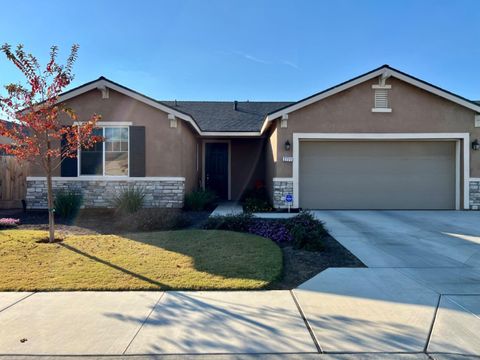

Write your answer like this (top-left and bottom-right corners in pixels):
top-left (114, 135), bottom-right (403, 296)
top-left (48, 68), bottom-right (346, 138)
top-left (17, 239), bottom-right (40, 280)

top-left (390, 70), bottom-right (480, 113)
top-left (201, 131), bottom-right (261, 137)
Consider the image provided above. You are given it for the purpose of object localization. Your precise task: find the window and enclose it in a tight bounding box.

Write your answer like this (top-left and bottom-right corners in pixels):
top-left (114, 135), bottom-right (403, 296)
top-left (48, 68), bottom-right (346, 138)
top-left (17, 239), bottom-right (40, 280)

top-left (105, 127), bottom-right (128, 175)
top-left (80, 128), bottom-right (103, 175)
top-left (80, 126), bottom-right (129, 176)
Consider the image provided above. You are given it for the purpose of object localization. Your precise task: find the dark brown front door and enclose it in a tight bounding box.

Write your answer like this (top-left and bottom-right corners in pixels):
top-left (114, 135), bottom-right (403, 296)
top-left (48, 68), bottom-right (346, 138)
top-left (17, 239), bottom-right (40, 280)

top-left (205, 142), bottom-right (228, 199)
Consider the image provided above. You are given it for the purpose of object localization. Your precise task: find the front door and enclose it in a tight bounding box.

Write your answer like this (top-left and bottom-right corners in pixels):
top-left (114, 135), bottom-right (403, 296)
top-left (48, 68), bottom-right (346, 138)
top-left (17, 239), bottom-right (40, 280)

top-left (205, 142), bottom-right (229, 199)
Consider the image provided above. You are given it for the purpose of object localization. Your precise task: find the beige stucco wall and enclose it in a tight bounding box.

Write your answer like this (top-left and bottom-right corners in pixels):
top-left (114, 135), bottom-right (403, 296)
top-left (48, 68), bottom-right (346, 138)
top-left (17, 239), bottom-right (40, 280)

top-left (265, 126), bottom-right (277, 198)
top-left (29, 88), bottom-right (200, 185)
top-left (270, 77), bottom-right (479, 178)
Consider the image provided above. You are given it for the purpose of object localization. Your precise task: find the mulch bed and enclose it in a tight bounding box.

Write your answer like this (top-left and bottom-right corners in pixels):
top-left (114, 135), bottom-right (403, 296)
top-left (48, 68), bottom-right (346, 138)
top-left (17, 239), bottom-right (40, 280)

top-left (268, 234), bottom-right (365, 290)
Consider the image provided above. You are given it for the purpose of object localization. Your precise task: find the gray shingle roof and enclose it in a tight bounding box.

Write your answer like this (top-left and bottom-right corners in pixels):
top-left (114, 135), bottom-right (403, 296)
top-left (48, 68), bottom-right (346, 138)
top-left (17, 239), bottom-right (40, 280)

top-left (160, 101), bottom-right (293, 132)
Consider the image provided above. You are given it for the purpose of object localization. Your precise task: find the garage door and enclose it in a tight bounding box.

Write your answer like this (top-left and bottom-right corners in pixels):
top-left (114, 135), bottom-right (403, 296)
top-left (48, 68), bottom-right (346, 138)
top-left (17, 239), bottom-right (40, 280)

top-left (299, 141), bottom-right (456, 209)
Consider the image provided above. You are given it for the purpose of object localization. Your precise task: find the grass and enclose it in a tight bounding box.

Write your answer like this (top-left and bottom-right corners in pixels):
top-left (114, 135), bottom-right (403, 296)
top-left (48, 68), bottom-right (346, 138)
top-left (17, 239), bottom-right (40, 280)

top-left (0, 229), bottom-right (282, 291)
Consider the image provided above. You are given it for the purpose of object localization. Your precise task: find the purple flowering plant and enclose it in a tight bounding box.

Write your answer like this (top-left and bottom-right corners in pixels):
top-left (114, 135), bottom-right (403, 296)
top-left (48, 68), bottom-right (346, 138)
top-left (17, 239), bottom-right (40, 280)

top-left (248, 220), bottom-right (293, 244)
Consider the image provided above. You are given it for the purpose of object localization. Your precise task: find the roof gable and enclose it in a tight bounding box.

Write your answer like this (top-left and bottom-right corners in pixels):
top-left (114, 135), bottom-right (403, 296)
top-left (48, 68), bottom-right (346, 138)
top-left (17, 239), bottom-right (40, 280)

top-left (262, 65), bottom-right (480, 132)
top-left (58, 77), bottom-right (203, 134)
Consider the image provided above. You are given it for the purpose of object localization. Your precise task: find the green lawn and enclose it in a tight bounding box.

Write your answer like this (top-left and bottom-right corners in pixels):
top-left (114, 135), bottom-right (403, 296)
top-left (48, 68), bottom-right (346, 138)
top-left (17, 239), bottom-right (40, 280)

top-left (0, 229), bottom-right (282, 291)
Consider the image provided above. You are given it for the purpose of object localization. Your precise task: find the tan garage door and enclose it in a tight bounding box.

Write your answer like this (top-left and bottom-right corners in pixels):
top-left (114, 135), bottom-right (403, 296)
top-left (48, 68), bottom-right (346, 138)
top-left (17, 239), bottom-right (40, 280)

top-left (299, 141), bottom-right (456, 209)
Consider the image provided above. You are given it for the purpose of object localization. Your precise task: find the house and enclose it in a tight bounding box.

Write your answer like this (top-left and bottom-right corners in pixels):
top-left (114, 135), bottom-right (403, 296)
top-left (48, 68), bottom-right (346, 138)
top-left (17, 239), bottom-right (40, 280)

top-left (0, 120), bottom-right (13, 152)
top-left (26, 65), bottom-right (480, 210)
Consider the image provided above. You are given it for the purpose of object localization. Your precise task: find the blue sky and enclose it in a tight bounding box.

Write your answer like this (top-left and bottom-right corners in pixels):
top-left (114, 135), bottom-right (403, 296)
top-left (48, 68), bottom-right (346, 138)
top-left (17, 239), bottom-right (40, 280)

top-left (1, 0), bottom-right (479, 101)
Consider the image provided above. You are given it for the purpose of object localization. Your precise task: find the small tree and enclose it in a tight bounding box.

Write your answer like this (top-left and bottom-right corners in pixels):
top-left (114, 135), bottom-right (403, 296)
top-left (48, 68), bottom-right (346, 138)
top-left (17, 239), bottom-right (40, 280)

top-left (0, 44), bottom-right (102, 242)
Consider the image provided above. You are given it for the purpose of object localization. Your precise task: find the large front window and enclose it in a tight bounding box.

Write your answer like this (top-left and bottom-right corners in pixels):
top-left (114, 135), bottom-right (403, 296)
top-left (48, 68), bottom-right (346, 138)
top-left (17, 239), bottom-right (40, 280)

top-left (80, 126), bottom-right (129, 176)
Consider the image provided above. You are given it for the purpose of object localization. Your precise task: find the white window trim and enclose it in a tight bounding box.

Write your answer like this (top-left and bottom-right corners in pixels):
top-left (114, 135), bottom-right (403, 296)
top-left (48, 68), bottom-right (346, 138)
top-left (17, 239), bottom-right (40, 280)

top-left (202, 139), bottom-right (231, 200)
top-left (371, 108), bottom-right (392, 113)
top-left (78, 125), bottom-right (130, 178)
top-left (292, 132), bottom-right (470, 210)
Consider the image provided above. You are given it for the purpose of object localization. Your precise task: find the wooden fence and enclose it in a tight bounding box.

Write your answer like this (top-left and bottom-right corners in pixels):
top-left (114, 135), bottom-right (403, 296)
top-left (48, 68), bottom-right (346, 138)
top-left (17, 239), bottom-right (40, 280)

top-left (0, 156), bottom-right (29, 208)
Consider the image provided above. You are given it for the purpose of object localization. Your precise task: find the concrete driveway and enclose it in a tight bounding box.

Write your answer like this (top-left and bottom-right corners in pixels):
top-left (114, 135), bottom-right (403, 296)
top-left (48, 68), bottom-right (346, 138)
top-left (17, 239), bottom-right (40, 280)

top-left (293, 211), bottom-right (480, 355)
top-left (313, 211), bottom-right (480, 293)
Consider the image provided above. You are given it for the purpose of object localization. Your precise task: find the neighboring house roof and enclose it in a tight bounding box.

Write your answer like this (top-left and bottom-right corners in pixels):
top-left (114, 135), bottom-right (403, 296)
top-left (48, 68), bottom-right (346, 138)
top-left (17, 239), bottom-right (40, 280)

top-left (160, 101), bottom-right (293, 132)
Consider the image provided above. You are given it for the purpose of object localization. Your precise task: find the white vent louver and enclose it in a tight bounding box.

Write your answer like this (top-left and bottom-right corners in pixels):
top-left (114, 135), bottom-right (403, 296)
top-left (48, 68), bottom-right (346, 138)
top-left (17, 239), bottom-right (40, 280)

top-left (374, 89), bottom-right (389, 109)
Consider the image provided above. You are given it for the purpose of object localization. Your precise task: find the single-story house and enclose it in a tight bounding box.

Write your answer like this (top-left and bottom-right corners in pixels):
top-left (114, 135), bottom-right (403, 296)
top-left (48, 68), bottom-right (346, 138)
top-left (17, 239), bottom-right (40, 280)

top-left (26, 65), bottom-right (480, 210)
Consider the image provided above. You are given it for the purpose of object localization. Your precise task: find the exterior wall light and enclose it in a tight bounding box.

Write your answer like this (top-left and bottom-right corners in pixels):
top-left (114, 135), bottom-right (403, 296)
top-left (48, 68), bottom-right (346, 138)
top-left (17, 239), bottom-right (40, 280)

top-left (285, 140), bottom-right (291, 151)
top-left (473, 139), bottom-right (480, 151)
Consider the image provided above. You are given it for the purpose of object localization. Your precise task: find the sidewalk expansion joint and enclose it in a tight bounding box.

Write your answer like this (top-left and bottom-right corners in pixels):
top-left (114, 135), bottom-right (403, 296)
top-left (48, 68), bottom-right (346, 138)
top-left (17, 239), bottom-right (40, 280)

top-left (289, 289), bottom-right (322, 354)
top-left (0, 292), bottom-right (37, 314)
top-left (424, 294), bottom-right (442, 353)
top-left (122, 292), bottom-right (165, 355)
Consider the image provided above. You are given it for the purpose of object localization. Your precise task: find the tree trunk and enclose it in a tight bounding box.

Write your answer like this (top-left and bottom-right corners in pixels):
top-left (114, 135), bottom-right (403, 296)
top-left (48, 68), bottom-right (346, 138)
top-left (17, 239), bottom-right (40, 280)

top-left (46, 169), bottom-right (55, 243)
top-left (45, 145), bottom-right (55, 243)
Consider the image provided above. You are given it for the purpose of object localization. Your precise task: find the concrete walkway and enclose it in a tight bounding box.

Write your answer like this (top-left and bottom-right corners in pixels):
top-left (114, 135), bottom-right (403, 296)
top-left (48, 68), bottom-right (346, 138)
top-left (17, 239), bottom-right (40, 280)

top-left (210, 202), bottom-right (243, 216)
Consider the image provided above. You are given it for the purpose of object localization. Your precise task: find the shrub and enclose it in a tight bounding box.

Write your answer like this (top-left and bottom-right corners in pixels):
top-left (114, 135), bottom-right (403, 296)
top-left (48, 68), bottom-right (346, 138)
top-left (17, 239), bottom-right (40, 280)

top-left (204, 213), bottom-right (253, 232)
top-left (54, 190), bottom-right (83, 219)
top-left (285, 211), bottom-right (327, 251)
top-left (114, 208), bottom-right (190, 231)
top-left (111, 186), bottom-right (145, 214)
top-left (184, 189), bottom-right (217, 211)
top-left (204, 211), bottom-right (327, 251)
top-left (0, 218), bottom-right (20, 229)
top-left (241, 181), bottom-right (272, 213)
top-left (243, 197), bottom-right (273, 213)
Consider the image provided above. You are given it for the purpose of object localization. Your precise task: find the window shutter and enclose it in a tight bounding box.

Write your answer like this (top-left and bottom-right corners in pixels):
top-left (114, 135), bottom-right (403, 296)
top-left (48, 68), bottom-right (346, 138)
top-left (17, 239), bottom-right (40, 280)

top-left (129, 126), bottom-right (146, 177)
top-left (60, 134), bottom-right (78, 177)
top-left (374, 89), bottom-right (389, 109)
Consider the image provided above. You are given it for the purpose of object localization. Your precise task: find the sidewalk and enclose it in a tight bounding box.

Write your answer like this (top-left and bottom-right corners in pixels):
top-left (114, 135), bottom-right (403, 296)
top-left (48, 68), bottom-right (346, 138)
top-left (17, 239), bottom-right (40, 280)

top-left (0, 285), bottom-right (477, 358)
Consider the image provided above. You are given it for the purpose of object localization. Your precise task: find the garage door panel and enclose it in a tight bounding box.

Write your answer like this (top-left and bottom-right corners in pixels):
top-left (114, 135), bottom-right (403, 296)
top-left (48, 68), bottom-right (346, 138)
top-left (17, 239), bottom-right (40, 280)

top-left (299, 141), bottom-right (456, 210)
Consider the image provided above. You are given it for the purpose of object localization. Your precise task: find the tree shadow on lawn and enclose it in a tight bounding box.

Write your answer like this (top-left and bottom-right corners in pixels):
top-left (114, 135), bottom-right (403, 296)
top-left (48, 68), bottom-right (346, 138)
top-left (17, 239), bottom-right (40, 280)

top-left (58, 230), bottom-right (282, 290)
top-left (59, 242), bottom-right (167, 288)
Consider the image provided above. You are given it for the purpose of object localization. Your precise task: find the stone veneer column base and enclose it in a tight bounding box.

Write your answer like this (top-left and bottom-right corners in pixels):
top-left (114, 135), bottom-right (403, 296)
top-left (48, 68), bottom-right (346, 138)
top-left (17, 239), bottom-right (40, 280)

top-left (470, 180), bottom-right (480, 210)
top-left (272, 178), bottom-right (294, 209)
top-left (26, 177), bottom-right (185, 209)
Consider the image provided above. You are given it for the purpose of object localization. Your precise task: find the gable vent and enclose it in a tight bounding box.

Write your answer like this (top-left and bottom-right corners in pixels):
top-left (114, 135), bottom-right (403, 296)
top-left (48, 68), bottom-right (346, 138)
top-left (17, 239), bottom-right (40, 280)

top-left (372, 87), bottom-right (392, 112)
top-left (375, 89), bottom-right (389, 108)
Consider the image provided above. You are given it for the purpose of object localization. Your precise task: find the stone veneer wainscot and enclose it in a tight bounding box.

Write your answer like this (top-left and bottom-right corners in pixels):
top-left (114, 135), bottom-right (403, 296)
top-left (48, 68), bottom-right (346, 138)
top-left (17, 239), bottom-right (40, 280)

top-left (272, 178), bottom-right (294, 209)
top-left (470, 180), bottom-right (480, 210)
top-left (26, 177), bottom-right (185, 209)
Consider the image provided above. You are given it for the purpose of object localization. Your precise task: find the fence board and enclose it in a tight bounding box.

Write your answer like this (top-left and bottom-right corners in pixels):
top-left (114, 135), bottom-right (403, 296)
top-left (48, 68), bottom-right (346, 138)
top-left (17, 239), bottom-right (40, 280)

top-left (0, 156), bottom-right (29, 208)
